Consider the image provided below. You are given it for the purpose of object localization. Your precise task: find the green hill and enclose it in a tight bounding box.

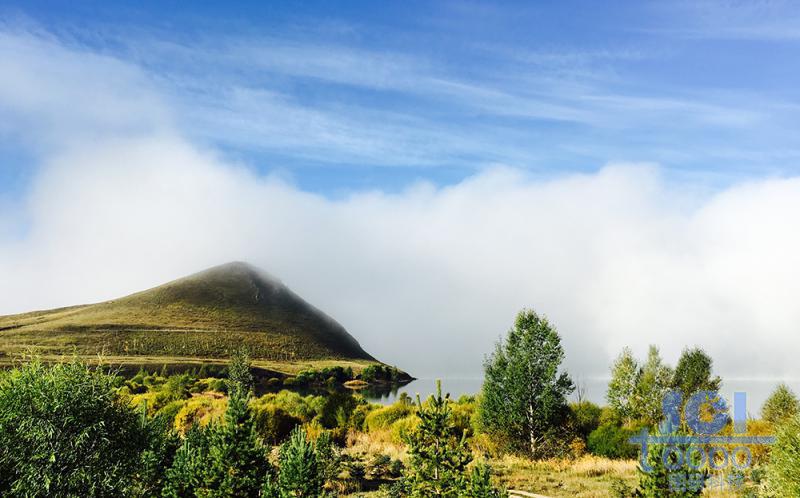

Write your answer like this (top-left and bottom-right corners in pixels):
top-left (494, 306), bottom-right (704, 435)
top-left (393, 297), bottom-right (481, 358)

top-left (0, 262), bottom-right (383, 373)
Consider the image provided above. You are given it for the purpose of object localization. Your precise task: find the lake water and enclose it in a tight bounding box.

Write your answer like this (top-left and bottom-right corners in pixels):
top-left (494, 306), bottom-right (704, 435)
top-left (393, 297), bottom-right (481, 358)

top-left (362, 377), bottom-right (485, 404)
top-left (362, 375), bottom-right (792, 415)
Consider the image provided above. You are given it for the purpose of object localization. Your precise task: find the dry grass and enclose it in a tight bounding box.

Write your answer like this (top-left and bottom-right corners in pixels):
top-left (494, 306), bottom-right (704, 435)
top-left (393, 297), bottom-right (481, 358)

top-left (570, 455), bottom-right (638, 477)
top-left (344, 429), bottom-right (408, 462)
top-left (491, 455), bottom-right (638, 497)
top-left (339, 430), bottom-right (645, 498)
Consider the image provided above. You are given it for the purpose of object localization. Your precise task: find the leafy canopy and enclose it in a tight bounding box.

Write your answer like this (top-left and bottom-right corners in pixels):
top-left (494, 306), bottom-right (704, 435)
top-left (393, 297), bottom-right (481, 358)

top-left (0, 360), bottom-right (149, 497)
top-left (607, 347), bottom-right (638, 424)
top-left (672, 347), bottom-right (721, 396)
top-left (479, 309), bottom-right (574, 457)
top-left (762, 383), bottom-right (800, 426)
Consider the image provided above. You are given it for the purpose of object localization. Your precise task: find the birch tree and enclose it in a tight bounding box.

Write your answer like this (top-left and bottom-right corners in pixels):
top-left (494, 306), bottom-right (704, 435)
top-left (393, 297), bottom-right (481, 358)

top-left (479, 309), bottom-right (574, 457)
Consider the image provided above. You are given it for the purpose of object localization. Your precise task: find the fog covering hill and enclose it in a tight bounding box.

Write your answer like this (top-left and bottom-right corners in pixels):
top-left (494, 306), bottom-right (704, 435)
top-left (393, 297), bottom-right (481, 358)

top-left (0, 262), bottom-right (376, 363)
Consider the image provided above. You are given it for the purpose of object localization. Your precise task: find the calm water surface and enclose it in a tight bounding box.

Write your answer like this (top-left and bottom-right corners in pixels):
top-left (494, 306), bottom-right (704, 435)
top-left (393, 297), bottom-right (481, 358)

top-left (362, 377), bottom-right (484, 405)
top-left (362, 376), bottom-right (793, 414)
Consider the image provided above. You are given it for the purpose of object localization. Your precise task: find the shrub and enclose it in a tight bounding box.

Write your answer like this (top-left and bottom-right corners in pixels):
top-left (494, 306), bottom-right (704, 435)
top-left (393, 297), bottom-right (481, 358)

top-left (360, 364), bottom-right (401, 383)
top-left (569, 438), bottom-right (587, 458)
top-left (129, 391), bottom-right (159, 415)
top-left (158, 400), bottom-right (187, 426)
top-left (207, 378), bottom-right (228, 393)
top-left (451, 399), bottom-right (476, 438)
top-left (251, 403), bottom-right (302, 445)
top-left (765, 415), bottom-right (800, 496)
top-left (173, 396), bottom-right (227, 434)
top-left (390, 414), bottom-right (419, 443)
top-left (365, 402), bottom-right (415, 432)
top-left (162, 425), bottom-right (211, 497)
top-left (570, 401), bottom-right (603, 439)
top-left (0, 360), bottom-right (150, 497)
top-left (366, 454), bottom-right (393, 479)
top-left (133, 412), bottom-right (180, 497)
top-left (314, 430), bottom-right (340, 484)
top-left (609, 476), bottom-right (634, 498)
top-left (350, 403), bottom-right (376, 431)
top-left (587, 422), bottom-right (639, 459)
top-left (315, 391), bottom-right (359, 429)
top-left (257, 390), bottom-right (319, 422)
top-left (160, 373), bottom-right (195, 403)
top-left (465, 463), bottom-right (508, 498)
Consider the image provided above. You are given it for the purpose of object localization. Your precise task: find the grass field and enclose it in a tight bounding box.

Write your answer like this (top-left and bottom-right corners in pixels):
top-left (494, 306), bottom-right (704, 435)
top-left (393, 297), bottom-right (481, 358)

top-left (0, 262), bottom-right (381, 365)
top-left (0, 353), bottom-right (382, 380)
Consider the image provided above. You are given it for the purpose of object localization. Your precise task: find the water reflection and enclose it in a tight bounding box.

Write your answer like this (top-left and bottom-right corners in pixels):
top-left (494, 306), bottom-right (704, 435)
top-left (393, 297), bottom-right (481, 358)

top-left (260, 374), bottom-right (793, 415)
top-left (358, 377), bottom-right (485, 405)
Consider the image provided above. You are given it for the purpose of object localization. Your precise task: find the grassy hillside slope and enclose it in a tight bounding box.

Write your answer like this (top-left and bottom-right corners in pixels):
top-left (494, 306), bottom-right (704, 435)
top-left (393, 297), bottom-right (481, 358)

top-left (0, 262), bottom-right (376, 366)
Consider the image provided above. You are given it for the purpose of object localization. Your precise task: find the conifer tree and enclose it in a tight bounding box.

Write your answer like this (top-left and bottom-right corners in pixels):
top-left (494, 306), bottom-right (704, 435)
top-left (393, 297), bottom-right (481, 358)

top-left (163, 352), bottom-right (271, 498)
top-left (401, 381), bottom-right (506, 497)
top-left (465, 463), bottom-right (508, 498)
top-left (277, 426), bottom-right (323, 497)
top-left (635, 426), bottom-right (706, 497)
top-left (162, 426), bottom-right (210, 498)
top-left (227, 347), bottom-right (255, 397)
top-left (402, 381), bottom-right (472, 496)
top-left (204, 390), bottom-right (271, 497)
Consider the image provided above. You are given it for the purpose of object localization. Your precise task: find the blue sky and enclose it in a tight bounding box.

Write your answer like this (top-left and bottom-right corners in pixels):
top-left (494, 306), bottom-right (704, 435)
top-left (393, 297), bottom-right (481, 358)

top-left (3, 2), bottom-right (800, 383)
top-left (3, 0), bottom-right (800, 197)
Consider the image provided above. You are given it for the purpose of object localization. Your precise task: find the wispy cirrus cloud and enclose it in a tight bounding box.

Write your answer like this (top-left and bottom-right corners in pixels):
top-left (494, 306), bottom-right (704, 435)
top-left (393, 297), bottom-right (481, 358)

top-left (646, 0), bottom-right (800, 41)
top-left (3, 19), bottom-right (800, 406)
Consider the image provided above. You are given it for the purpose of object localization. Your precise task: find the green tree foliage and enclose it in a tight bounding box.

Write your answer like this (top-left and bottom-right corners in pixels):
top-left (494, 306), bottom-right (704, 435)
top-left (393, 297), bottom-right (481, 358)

top-left (671, 348), bottom-right (721, 397)
top-left (633, 346), bottom-right (673, 427)
top-left (586, 423), bottom-right (639, 459)
top-left (313, 431), bottom-right (339, 484)
top-left (162, 389), bottom-right (272, 497)
top-left (252, 404), bottom-right (302, 445)
top-left (607, 347), bottom-right (639, 424)
top-left (204, 390), bottom-right (272, 496)
top-left (133, 412), bottom-right (181, 497)
top-left (765, 415), bottom-right (800, 496)
top-left (277, 427), bottom-right (323, 497)
top-left (762, 383), bottom-right (800, 426)
top-left (0, 360), bottom-right (150, 497)
top-left (162, 349), bottom-right (272, 498)
top-left (227, 347), bottom-right (254, 396)
top-left (402, 381), bottom-right (506, 497)
top-left (635, 427), bottom-right (706, 497)
top-left (569, 401), bottom-right (603, 440)
top-left (359, 364), bottom-right (401, 383)
top-left (480, 309), bottom-right (574, 456)
top-left (402, 382), bottom-right (472, 496)
top-left (162, 426), bottom-right (211, 498)
top-left (465, 463), bottom-right (508, 498)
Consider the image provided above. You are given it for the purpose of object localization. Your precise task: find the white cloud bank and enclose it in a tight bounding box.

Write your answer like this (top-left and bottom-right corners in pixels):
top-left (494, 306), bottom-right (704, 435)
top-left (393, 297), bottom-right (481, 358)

top-left (2, 28), bottom-right (800, 383)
